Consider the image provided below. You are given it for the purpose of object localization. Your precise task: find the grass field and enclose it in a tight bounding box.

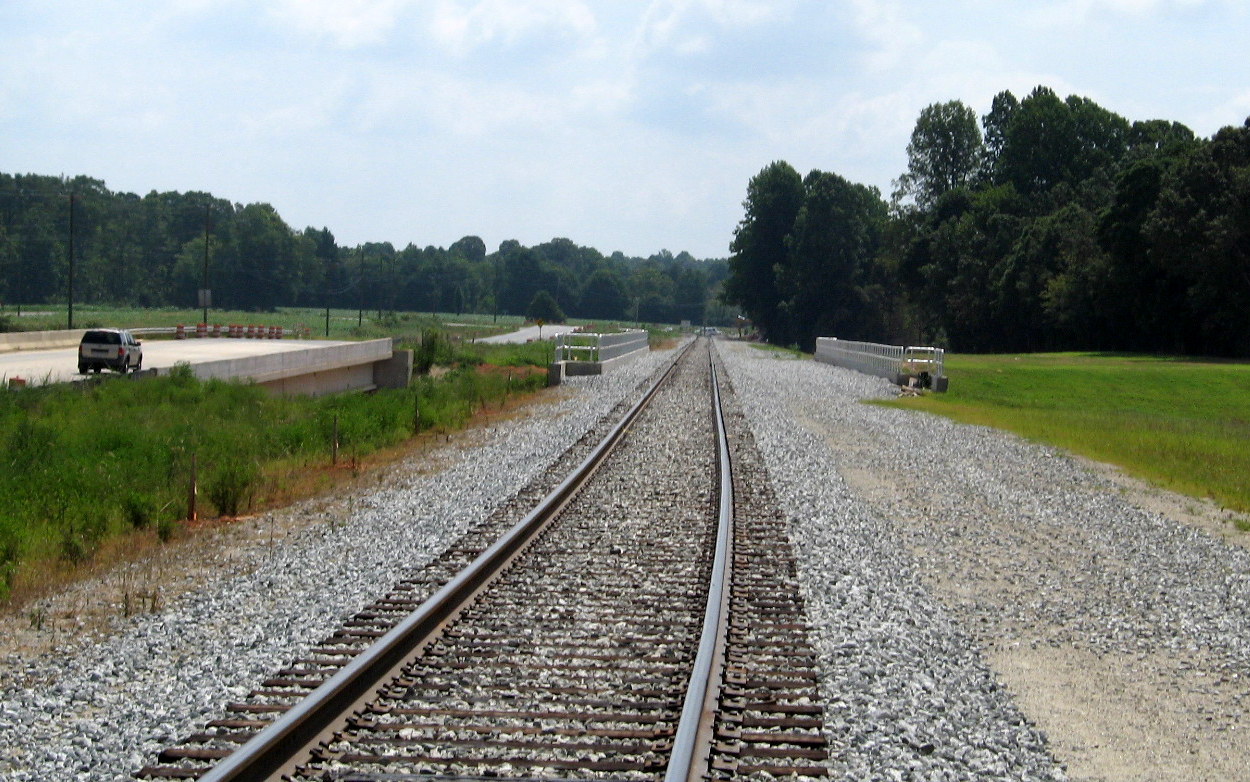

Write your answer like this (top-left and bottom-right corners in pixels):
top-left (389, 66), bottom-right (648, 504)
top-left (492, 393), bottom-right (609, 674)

top-left (0, 304), bottom-right (529, 342)
top-left (0, 304), bottom-right (655, 342)
top-left (883, 353), bottom-right (1250, 517)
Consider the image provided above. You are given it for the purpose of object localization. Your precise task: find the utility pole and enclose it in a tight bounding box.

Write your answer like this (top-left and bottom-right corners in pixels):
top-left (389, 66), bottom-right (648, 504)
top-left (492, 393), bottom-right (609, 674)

top-left (201, 204), bottom-right (211, 324)
top-left (67, 192), bottom-right (75, 329)
top-left (493, 257), bottom-right (500, 324)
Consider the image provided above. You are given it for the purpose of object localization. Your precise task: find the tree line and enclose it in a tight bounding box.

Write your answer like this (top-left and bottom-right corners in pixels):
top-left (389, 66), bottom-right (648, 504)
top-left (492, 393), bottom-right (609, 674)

top-left (0, 173), bottom-right (728, 326)
top-left (724, 86), bottom-right (1250, 356)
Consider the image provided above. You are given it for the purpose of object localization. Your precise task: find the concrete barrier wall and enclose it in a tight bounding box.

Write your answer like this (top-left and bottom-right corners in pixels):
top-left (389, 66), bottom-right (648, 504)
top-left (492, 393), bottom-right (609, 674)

top-left (598, 330), bottom-right (649, 361)
top-left (548, 331), bottom-right (650, 384)
top-left (815, 336), bottom-right (948, 391)
top-left (372, 349), bottom-right (413, 390)
top-left (185, 339), bottom-right (394, 388)
top-left (261, 363), bottom-right (377, 397)
top-left (0, 329), bottom-right (86, 352)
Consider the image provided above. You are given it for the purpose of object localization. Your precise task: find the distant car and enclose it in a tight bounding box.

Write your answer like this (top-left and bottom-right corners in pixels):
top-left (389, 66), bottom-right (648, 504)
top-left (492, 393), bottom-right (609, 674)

top-left (78, 328), bottom-right (143, 374)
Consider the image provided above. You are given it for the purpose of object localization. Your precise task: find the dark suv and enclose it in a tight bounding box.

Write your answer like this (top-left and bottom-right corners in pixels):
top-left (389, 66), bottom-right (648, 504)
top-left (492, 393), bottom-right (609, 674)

top-left (78, 329), bottom-right (143, 374)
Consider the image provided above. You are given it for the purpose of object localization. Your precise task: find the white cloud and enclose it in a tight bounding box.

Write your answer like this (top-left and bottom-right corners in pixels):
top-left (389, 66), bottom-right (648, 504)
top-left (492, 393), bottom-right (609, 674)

top-left (633, 0), bottom-right (790, 56)
top-left (266, 0), bottom-right (410, 48)
top-left (843, 0), bottom-right (925, 72)
top-left (1191, 88), bottom-right (1250, 134)
top-left (428, 0), bottom-right (599, 56)
top-left (1027, 0), bottom-right (1215, 27)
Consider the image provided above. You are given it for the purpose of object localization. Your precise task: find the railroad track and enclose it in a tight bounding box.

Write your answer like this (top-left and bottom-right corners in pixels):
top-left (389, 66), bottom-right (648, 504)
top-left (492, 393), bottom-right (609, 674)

top-left (138, 339), bottom-right (829, 781)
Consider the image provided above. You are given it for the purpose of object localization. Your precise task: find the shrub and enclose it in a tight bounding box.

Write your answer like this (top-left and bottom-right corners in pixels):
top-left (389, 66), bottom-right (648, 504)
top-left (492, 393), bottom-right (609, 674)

top-left (123, 492), bottom-right (156, 529)
top-left (58, 510), bottom-right (105, 564)
top-left (0, 523), bottom-right (19, 600)
top-left (415, 328), bottom-right (455, 374)
top-left (205, 460), bottom-right (258, 516)
top-left (157, 517), bottom-right (178, 543)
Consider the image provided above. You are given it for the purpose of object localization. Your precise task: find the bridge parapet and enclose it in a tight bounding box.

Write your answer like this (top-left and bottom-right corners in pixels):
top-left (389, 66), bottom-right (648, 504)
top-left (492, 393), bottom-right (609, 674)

top-left (815, 337), bottom-right (948, 391)
top-left (549, 329), bottom-right (649, 385)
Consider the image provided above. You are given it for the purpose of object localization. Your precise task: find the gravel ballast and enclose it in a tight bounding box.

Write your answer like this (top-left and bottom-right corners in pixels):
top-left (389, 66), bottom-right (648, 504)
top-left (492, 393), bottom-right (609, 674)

top-left (715, 340), bottom-right (1250, 781)
top-left (0, 348), bottom-right (674, 781)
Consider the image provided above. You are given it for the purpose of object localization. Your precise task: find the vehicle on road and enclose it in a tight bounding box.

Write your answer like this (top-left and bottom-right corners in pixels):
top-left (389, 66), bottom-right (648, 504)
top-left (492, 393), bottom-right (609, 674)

top-left (78, 328), bottom-right (143, 374)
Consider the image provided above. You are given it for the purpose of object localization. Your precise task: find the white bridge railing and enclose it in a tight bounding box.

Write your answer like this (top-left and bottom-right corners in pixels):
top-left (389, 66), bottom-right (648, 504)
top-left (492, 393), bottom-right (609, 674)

top-left (555, 329), bottom-right (649, 363)
top-left (815, 337), bottom-right (946, 389)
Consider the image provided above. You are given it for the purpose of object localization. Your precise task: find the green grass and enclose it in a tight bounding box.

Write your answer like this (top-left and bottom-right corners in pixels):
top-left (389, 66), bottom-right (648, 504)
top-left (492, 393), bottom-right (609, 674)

top-left (0, 356), bottom-right (546, 603)
top-left (748, 343), bottom-right (809, 359)
top-left (881, 352), bottom-right (1250, 514)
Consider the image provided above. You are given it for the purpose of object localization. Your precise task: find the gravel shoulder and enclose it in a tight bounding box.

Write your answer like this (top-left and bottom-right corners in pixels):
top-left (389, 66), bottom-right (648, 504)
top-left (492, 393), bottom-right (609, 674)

top-left (717, 341), bottom-right (1250, 782)
top-left (0, 347), bottom-right (676, 781)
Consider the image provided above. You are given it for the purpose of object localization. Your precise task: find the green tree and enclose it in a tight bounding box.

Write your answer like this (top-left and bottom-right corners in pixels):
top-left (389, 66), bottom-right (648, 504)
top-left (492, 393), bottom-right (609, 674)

top-left (981, 90), bottom-right (1019, 181)
top-left (448, 235), bottom-right (486, 263)
top-left (895, 100), bottom-right (983, 209)
top-left (498, 244), bottom-right (546, 316)
top-left (722, 161), bottom-right (803, 343)
top-left (899, 185), bottom-right (1025, 350)
top-left (526, 289), bottom-right (565, 322)
top-left (997, 87), bottom-right (1129, 199)
top-left (998, 87), bottom-right (1078, 196)
top-left (781, 170), bottom-right (887, 350)
top-left (578, 268), bottom-right (628, 319)
top-left (673, 266), bottom-right (708, 324)
top-left (1145, 120), bottom-right (1250, 355)
top-left (1097, 158), bottom-right (1190, 351)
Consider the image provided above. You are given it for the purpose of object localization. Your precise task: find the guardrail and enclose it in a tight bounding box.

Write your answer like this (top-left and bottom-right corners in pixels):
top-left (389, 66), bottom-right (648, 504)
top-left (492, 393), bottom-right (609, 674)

top-left (132, 324), bottom-right (314, 340)
top-left (554, 329), bottom-right (649, 363)
top-left (0, 325), bottom-right (315, 354)
top-left (815, 337), bottom-right (947, 391)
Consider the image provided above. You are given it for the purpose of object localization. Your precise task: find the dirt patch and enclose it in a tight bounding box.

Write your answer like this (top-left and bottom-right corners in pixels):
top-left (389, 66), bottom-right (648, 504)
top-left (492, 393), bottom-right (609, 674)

top-left (989, 644), bottom-right (1249, 782)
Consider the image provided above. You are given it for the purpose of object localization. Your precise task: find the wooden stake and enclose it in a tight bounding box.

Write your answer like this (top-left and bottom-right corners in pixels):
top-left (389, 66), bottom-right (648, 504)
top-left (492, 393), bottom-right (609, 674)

top-left (188, 452), bottom-right (197, 522)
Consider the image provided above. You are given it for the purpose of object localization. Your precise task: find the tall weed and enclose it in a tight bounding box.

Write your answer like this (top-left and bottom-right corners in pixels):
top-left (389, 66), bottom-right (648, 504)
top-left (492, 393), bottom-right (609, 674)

top-left (205, 460), bottom-right (258, 516)
top-left (0, 352), bottom-right (548, 601)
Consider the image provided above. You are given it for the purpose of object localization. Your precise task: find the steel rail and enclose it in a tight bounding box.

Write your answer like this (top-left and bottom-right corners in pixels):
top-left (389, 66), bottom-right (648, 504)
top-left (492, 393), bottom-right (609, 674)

top-left (665, 347), bottom-right (734, 782)
top-left (197, 339), bottom-right (694, 782)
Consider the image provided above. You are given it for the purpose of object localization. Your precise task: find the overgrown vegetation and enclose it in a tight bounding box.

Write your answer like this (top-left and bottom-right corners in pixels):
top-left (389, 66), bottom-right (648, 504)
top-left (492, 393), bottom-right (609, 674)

top-left (0, 346), bottom-right (547, 603)
top-left (882, 353), bottom-right (1250, 514)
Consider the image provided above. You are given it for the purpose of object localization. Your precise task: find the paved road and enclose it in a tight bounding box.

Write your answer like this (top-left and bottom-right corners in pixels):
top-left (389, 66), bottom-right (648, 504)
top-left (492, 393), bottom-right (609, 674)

top-left (0, 339), bottom-right (353, 387)
top-left (478, 324), bottom-right (579, 344)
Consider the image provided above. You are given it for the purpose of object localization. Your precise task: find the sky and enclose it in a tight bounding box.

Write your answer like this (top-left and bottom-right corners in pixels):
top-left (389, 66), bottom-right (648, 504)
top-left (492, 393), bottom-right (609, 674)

top-left (2, 1), bottom-right (1247, 260)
